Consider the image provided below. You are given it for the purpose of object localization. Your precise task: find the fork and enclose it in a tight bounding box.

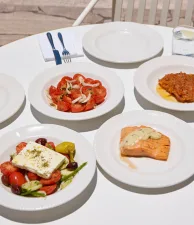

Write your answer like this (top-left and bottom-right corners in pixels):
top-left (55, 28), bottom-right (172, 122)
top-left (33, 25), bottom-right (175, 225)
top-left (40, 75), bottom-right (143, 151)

top-left (58, 32), bottom-right (71, 63)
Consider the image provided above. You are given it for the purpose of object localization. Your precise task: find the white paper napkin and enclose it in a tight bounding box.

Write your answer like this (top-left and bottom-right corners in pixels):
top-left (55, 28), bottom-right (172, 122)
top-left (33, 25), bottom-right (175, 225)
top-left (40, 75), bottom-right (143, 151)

top-left (38, 30), bottom-right (84, 62)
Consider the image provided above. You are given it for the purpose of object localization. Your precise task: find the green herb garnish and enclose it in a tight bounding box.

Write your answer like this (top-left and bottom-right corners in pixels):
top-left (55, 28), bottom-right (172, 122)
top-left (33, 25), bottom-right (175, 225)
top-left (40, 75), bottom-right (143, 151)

top-left (42, 161), bottom-right (49, 167)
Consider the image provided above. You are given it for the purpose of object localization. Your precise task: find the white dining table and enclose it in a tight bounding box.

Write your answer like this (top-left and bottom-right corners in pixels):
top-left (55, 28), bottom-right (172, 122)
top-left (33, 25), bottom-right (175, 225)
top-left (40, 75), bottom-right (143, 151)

top-left (0, 23), bottom-right (194, 225)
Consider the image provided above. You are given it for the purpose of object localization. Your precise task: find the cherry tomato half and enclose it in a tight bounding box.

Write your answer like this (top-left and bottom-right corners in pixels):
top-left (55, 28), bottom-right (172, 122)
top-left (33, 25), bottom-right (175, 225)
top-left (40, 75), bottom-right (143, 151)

top-left (84, 78), bottom-right (94, 84)
top-left (16, 142), bottom-right (27, 154)
top-left (93, 86), bottom-right (107, 98)
top-left (73, 74), bottom-right (85, 82)
top-left (82, 86), bottom-right (93, 97)
top-left (57, 80), bottom-right (67, 90)
top-left (91, 79), bottom-right (102, 86)
top-left (85, 98), bottom-right (95, 111)
top-left (70, 89), bottom-right (81, 100)
top-left (57, 101), bottom-right (70, 112)
top-left (0, 161), bottom-right (19, 176)
top-left (49, 85), bottom-right (57, 96)
top-left (27, 172), bottom-right (40, 181)
top-left (62, 95), bottom-right (72, 104)
top-left (61, 76), bottom-right (72, 83)
top-left (94, 95), bottom-right (105, 105)
top-left (40, 184), bottom-right (57, 195)
top-left (45, 142), bottom-right (55, 150)
top-left (71, 103), bottom-right (85, 113)
top-left (55, 89), bottom-right (64, 95)
top-left (40, 170), bottom-right (61, 186)
top-left (51, 94), bottom-right (61, 104)
top-left (9, 172), bottom-right (26, 187)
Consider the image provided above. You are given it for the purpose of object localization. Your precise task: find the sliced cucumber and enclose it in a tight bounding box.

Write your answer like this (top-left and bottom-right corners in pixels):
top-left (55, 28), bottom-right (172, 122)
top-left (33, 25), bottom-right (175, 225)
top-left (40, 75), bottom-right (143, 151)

top-left (60, 177), bottom-right (73, 190)
top-left (37, 190), bottom-right (46, 195)
top-left (30, 191), bottom-right (46, 197)
top-left (61, 169), bottom-right (73, 176)
top-left (22, 180), bottom-right (42, 192)
top-left (21, 190), bottom-right (46, 197)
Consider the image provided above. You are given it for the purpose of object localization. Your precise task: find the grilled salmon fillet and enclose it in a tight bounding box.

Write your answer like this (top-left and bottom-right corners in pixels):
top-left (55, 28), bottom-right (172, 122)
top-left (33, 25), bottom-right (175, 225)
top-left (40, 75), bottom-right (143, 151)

top-left (159, 72), bottom-right (194, 103)
top-left (120, 126), bottom-right (170, 161)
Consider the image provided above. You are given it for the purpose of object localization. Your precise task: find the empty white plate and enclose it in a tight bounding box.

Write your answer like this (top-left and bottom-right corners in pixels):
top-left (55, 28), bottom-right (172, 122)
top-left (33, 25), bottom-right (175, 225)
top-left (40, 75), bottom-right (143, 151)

top-left (0, 73), bottom-right (25, 123)
top-left (0, 124), bottom-right (96, 211)
top-left (94, 110), bottom-right (194, 188)
top-left (83, 22), bottom-right (163, 63)
top-left (134, 55), bottom-right (194, 111)
top-left (28, 62), bottom-right (124, 121)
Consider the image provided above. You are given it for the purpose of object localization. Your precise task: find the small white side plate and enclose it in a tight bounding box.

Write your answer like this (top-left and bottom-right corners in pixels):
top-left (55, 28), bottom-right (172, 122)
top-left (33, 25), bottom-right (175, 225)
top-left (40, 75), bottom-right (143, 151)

top-left (0, 124), bottom-right (96, 211)
top-left (134, 55), bottom-right (194, 111)
top-left (0, 74), bottom-right (25, 123)
top-left (94, 110), bottom-right (194, 188)
top-left (28, 62), bottom-right (124, 121)
top-left (83, 22), bottom-right (163, 63)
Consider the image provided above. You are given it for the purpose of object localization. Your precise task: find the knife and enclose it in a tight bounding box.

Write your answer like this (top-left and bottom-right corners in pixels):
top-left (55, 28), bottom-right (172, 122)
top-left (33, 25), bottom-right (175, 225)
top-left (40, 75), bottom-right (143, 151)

top-left (46, 32), bottom-right (62, 65)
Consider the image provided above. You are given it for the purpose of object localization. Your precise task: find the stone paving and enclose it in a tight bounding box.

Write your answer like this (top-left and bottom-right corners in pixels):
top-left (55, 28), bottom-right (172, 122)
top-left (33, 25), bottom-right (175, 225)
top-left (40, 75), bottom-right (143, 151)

top-left (0, 0), bottom-right (192, 46)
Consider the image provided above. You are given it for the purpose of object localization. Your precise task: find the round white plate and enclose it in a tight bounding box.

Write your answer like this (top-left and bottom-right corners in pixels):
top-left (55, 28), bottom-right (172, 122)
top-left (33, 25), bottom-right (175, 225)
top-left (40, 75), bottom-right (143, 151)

top-left (94, 110), bottom-right (194, 188)
top-left (134, 55), bottom-right (194, 111)
top-left (82, 22), bottom-right (163, 63)
top-left (0, 124), bottom-right (96, 211)
top-left (28, 62), bottom-right (124, 121)
top-left (0, 73), bottom-right (25, 123)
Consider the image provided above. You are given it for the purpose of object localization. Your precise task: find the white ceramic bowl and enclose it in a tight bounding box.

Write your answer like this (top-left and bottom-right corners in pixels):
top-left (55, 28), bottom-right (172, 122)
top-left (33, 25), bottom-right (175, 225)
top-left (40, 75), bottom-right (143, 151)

top-left (0, 73), bottom-right (25, 123)
top-left (134, 55), bottom-right (194, 111)
top-left (0, 124), bottom-right (96, 211)
top-left (28, 63), bottom-right (124, 121)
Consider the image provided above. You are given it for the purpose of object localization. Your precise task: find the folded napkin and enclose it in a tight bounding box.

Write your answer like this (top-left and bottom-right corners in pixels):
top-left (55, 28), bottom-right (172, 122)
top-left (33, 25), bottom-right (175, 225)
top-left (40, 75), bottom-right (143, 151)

top-left (38, 30), bottom-right (84, 62)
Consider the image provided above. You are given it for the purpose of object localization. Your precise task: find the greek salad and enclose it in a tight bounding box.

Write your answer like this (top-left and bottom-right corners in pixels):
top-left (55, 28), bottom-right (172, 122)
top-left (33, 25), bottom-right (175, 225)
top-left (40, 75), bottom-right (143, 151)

top-left (0, 138), bottom-right (87, 197)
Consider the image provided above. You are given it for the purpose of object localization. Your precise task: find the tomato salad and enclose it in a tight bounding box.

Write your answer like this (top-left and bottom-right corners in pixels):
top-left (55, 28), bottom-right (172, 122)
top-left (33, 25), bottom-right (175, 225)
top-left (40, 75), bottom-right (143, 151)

top-left (47, 74), bottom-right (107, 113)
top-left (0, 138), bottom-right (87, 197)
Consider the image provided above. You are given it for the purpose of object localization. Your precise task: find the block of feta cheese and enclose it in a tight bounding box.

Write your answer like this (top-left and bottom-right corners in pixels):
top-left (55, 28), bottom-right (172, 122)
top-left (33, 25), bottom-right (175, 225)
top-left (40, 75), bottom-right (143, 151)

top-left (12, 141), bottom-right (68, 179)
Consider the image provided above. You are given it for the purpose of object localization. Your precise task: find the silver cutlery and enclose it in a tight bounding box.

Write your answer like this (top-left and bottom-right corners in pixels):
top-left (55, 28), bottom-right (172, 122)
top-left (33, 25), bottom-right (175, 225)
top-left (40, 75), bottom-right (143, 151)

top-left (58, 32), bottom-right (71, 63)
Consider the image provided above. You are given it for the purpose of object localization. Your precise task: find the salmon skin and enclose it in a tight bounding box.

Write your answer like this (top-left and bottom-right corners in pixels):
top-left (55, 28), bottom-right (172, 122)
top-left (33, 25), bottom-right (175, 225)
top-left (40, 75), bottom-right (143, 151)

top-left (120, 126), bottom-right (170, 161)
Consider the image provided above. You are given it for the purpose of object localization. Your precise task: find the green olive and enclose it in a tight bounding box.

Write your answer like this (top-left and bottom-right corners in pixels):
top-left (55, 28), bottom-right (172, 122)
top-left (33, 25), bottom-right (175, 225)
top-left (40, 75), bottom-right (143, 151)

top-left (55, 142), bottom-right (75, 162)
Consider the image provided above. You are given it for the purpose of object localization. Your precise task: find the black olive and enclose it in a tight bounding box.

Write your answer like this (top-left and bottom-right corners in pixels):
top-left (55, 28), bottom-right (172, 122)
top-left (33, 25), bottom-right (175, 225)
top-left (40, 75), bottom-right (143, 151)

top-left (35, 138), bottom-right (47, 146)
top-left (11, 185), bottom-right (22, 195)
top-left (66, 162), bottom-right (78, 171)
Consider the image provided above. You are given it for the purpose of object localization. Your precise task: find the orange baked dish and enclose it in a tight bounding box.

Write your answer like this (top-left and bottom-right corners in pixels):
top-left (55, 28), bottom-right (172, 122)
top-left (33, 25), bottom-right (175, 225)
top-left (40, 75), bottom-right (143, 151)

top-left (158, 72), bottom-right (194, 103)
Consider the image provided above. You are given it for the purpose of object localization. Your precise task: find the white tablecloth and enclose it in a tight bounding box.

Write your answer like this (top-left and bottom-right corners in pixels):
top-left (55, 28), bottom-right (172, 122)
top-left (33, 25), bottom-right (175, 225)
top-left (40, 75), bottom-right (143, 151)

top-left (0, 24), bottom-right (194, 225)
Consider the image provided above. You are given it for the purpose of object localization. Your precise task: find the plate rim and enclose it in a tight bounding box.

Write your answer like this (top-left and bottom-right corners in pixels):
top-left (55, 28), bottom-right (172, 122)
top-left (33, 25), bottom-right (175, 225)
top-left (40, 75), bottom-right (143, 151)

top-left (82, 22), bottom-right (164, 63)
top-left (0, 73), bottom-right (25, 123)
top-left (0, 124), bottom-right (96, 211)
top-left (94, 110), bottom-right (194, 188)
top-left (28, 62), bottom-right (124, 121)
